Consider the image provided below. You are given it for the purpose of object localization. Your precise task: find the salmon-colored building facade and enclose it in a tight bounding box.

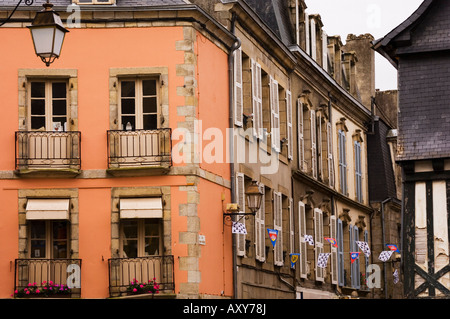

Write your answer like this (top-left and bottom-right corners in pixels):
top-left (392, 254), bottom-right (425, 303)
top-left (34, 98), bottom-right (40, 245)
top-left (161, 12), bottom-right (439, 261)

top-left (0, 1), bottom-right (237, 299)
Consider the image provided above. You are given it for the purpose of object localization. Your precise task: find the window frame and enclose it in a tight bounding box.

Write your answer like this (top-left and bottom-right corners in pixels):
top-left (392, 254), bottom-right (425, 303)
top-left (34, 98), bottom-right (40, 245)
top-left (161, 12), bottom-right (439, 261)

top-left (28, 220), bottom-right (70, 259)
top-left (119, 218), bottom-right (163, 258)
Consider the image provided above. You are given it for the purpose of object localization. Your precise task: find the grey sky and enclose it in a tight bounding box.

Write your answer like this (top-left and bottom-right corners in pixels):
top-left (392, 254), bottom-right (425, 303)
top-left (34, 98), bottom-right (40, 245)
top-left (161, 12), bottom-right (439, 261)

top-left (305, 0), bottom-right (424, 91)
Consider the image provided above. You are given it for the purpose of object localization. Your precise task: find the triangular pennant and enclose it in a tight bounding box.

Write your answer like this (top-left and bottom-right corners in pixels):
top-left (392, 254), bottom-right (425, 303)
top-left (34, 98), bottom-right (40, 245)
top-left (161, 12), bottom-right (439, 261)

top-left (386, 244), bottom-right (400, 253)
top-left (232, 221), bottom-right (247, 234)
top-left (290, 253), bottom-right (300, 268)
top-left (324, 237), bottom-right (338, 247)
top-left (378, 250), bottom-right (394, 262)
top-left (356, 241), bottom-right (371, 257)
top-left (350, 252), bottom-right (361, 264)
top-left (304, 234), bottom-right (314, 246)
top-left (317, 253), bottom-right (331, 268)
top-left (267, 229), bottom-right (278, 247)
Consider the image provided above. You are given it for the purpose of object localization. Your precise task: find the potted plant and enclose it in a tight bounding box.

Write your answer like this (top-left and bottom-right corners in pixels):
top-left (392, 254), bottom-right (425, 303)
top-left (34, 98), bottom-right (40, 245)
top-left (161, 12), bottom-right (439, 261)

top-left (126, 278), bottom-right (160, 296)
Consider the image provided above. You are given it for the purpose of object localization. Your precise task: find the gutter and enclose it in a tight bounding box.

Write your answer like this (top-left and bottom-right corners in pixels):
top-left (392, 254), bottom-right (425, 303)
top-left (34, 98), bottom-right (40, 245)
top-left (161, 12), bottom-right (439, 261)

top-left (228, 11), bottom-right (241, 299)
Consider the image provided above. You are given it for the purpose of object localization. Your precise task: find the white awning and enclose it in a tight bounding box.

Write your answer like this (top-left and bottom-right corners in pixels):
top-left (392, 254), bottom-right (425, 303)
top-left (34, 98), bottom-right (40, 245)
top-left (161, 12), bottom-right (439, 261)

top-left (26, 199), bottom-right (70, 220)
top-left (119, 198), bottom-right (163, 219)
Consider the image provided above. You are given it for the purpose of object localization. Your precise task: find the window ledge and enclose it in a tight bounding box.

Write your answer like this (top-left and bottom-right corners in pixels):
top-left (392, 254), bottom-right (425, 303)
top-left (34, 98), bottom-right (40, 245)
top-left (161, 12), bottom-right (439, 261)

top-left (15, 168), bottom-right (81, 178)
top-left (107, 165), bottom-right (171, 177)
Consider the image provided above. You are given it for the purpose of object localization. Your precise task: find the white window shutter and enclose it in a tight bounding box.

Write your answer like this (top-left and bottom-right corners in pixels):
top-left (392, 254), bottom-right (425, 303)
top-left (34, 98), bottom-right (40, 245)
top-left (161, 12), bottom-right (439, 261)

top-left (327, 122), bottom-right (335, 188)
top-left (330, 215), bottom-right (338, 285)
top-left (310, 109), bottom-right (317, 179)
top-left (235, 173), bottom-right (245, 256)
top-left (317, 115), bottom-right (323, 180)
top-left (273, 192), bottom-right (283, 266)
top-left (322, 31), bottom-right (328, 72)
top-left (298, 100), bottom-right (304, 171)
top-left (310, 18), bottom-right (317, 61)
top-left (286, 90), bottom-right (293, 160)
top-left (255, 183), bottom-right (266, 262)
top-left (339, 130), bottom-right (347, 195)
top-left (355, 141), bottom-right (362, 202)
top-left (270, 77), bottom-right (280, 152)
top-left (305, 12), bottom-right (310, 55)
top-left (314, 208), bottom-right (324, 282)
top-left (234, 47), bottom-right (243, 127)
top-left (298, 201), bottom-right (307, 278)
top-left (251, 59), bottom-right (263, 139)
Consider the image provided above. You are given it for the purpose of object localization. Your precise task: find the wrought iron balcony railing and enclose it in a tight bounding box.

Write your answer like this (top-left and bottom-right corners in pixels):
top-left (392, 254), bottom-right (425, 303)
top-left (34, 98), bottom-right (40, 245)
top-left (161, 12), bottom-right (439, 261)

top-left (107, 129), bottom-right (172, 169)
top-left (108, 255), bottom-right (174, 297)
top-left (15, 131), bottom-right (81, 171)
top-left (14, 258), bottom-right (82, 298)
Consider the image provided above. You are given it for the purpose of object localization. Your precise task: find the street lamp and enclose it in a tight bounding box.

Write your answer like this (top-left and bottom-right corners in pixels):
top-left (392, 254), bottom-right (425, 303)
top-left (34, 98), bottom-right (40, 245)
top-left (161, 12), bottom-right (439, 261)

top-left (246, 180), bottom-right (263, 214)
top-left (27, 0), bottom-right (69, 67)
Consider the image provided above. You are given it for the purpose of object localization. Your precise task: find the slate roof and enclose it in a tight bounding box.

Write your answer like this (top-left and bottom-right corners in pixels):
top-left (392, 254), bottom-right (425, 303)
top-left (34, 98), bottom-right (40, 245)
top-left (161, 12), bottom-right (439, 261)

top-left (374, 0), bottom-right (450, 162)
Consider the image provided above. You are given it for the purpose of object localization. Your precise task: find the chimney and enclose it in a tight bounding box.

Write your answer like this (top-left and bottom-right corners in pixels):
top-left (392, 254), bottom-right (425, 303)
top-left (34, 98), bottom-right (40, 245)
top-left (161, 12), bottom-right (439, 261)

top-left (343, 34), bottom-right (376, 109)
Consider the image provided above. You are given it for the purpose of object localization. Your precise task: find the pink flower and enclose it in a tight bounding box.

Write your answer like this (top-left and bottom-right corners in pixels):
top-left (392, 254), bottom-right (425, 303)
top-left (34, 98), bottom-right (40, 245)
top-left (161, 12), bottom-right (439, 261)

top-left (26, 291), bottom-right (30, 295)
top-left (36, 289), bottom-right (40, 294)
top-left (139, 285), bottom-right (144, 288)
top-left (49, 281), bottom-right (53, 285)
top-left (132, 288), bottom-right (137, 292)
top-left (14, 290), bottom-right (18, 294)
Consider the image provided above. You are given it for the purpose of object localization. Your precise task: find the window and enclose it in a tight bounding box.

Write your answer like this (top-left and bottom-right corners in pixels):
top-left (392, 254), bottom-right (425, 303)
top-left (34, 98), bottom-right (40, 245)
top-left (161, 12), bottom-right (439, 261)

top-left (338, 129), bottom-right (348, 195)
top-left (327, 122), bottom-right (335, 188)
top-left (354, 140), bottom-right (363, 203)
top-left (235, 173), bottom-right (246, 257)
top-left (255, 183), bottom-right (266, 262)
top-left (349, 225), bottom-right (360, 289)
top-left (119, 78), bottom-right (159, 131)
top-left (120, 219), bottom-right (161, 258)
top-left (29, 220), bottom-right (69, 259)
top-left (329, 215), bottom-right (338, 285)
top-left (310, 109), bottom-right (317, 179)
top-left (337, 218), bottom-right (345, 286)
top-left (286, 91), bottom-right (293, 160)
top-left (29, 80), bottom-right (68, 131)
top-left (298, 201), bottom-right (307, 278)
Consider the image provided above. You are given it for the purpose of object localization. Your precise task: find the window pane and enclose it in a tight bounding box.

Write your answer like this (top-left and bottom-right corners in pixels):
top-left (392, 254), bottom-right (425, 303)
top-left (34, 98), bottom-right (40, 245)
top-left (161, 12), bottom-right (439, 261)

top-left (121, 81), bottom-right (135, 98)
top-left (121, 99), bottom-right (135, 115)
top-left (143, 97), bottom-right (157, 114)
top-left (122, 220), bottom-right (138, 239)
top-left (144, 219), bottom-right (159, 236)
top-left (121, 116), bottom-right (135, 130)
top-left (53, 221), bottom-right (68, 240)
top-left (143, 114), bottom-right (157, 130)
top-left (31, 116), bottom-right (46, 130)
top-left (31, 240), bottom-right (46, 258)
top-left (143, 80), bottom-right (156, 96)
top-left (52, 118), bottom-right (67, 131)
top-left (123, 240), bottom-right (138, 258)
top-left (52, 82), bottom-right (66, 99)
top-left (31, 99), bottom-right (45, 116)
top-left (31, 82), bottom-right (45, 98)
top-left (144, 237), bottom-right (159, 256)
top-left (31, 220), bottom-right (46, 239)
top-left (122, 220), bottom-right (138, 258)
top-left (52, 100), bottom-right (67, 116)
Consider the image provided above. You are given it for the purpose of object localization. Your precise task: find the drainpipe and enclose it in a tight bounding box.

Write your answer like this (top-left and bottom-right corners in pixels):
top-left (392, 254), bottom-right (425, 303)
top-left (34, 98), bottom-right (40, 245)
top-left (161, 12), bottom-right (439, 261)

top-left (381, 197), bottom-right (392, 299)
top-left (228, 12), bottom-right (241, 299)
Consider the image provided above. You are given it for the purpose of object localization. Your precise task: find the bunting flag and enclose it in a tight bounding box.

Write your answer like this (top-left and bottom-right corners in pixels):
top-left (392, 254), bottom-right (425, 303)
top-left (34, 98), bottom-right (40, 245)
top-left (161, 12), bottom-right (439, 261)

top-left (378, 250), bottom-right (394, 262)
top-left (324, 237), bottom-right (338, 247)
top-left (350, 252), bottom-right (361, 264)
top-left (304, 235), bottom-right (314, 246)
top-left (386, 244), bottom-right (400, 253)
top-left (356, 241), bottom-right (371, 257)
top-left (393, 269), bottom-right (399, 284)
top-left (317, 253), bottom-right (331, 268)
top-left (290, 253), bottom-right (300, 268)
top-left (267, 229), bottom-right (278, 247)
top-left (232, 221), bottom-right (247, 234)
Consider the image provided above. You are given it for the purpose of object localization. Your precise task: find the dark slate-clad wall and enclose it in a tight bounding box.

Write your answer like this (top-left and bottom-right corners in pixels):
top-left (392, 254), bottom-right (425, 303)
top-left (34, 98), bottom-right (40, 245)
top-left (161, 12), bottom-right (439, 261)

top-left (397, 51), bottom-right (450, 161)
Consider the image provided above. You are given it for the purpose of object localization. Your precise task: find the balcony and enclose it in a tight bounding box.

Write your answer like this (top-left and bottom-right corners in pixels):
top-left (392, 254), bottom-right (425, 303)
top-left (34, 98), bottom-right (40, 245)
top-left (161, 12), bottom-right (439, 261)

top-left (108, 255), bottom-right (174, 298)
top-left (107, 129), bottom-right (172, 176)
top-left (14, 258), bottom-right (82, 298)
top-left (15, 131), bottom-right (81, 177)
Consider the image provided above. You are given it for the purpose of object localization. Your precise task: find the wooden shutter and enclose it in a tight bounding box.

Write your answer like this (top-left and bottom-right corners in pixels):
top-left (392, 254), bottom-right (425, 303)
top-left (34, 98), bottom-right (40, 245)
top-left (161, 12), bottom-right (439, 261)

top-left (364, 230), bottom-right (369, 281)
top-left (337, 218), bottom-right (344, 286)
top-left (314, 208), bottom-right (324, 281)
top-left (327, 122), bottom-right (335, 188)
top-left (298, 201), bottom-right (307, 278)
top-left (273, 192), bottom-right (283, 266)
top-left (305, 12), bottom-right (310, 55)
top-left (351, 225), bottom-right (360, 289)
top-left (286, 90), bottom-right (293, 160)
top-left (330, 215), bottom-right (338, 284)
top-left (355, 141), bottom-right (362, 202)
top-left (297, 99), bottom-right (305, 171)
top-left (235, 173), bottom-right (245, 256)
top-left (310, 18), bottom-right (317, 61)
top-left (289, 198), bottom-right (294, 259)
top-left (255, 183), bottom-right (266, 262)
top-left (322, 30), bottom-right (328, 72)
top-left (317, 115), bottom-right (323, 180)
top-left (270, 77), bottom-right (280, 152)
top-left (339, 130), bottom-right (347, 195)
top-left (234, 47), bottom-right (243, 127)
top-left (310, 109), bottom-right (317, 179)
top-left (251, 59), bottom-right (263, 139)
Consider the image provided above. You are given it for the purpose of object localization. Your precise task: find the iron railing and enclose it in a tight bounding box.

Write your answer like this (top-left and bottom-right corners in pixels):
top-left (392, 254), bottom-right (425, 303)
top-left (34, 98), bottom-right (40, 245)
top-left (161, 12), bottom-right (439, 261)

top-left (108, 255), bottom-right (174, 297)
top-left (15, 131), bottom-right (81, 170)
top-left (14, 258), bottom-right (82, 298)
top-left (107, 129), bottom-right (172, 168)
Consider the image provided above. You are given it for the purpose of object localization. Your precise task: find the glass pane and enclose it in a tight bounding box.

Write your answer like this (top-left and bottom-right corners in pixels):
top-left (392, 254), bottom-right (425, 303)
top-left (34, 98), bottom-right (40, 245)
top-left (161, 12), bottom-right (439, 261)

top-left (121, 116), bottom-right (135, 131)
top-left (123, 240), bottom-right (138, 258)
top-left (143, 80), bottom-right (156, 96)
top-left (53, 240), bottom-right (67, 258)
top-left (31, 240), bottom-right (46, 258)
top-left (143, 114), bottom-right (157, 130)
top-left (31, 82), bottom-right (45, 98)
top-left (31, 99), bottom-right (45, 116)
top-left (122, 220), bottom-right (138, 239)
top-left (121, 81), bottom-right (135, 98)
top-left (144, 237), bottom-right (159, 256)
top-left (143, 97), bottom-right (157, 114)
top-left (52, 100), bottom-right (67, 116)
top-left (144, 220), bottom-right (159, 236)
top-left (31, 117), bottom-right (46, 130)
top-left (121, 99), bottom-right (135, 115)
top-left (30, 220), bottom-right (46, 239)
top-left (53, 221), bottom-right (68, 240)
top-left (52, 118), bottom-right (67, 131)
top-left (52, 82), bottom-right (66, 99)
